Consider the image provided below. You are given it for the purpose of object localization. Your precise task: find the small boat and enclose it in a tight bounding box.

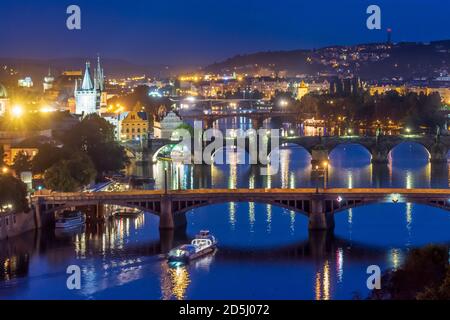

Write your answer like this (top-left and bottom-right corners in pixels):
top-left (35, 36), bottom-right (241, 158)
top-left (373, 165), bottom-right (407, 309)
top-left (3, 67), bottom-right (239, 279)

top-left (168, 230), bottom-right (217, 262)
top-left (55, 211), bottom-right (85, 229)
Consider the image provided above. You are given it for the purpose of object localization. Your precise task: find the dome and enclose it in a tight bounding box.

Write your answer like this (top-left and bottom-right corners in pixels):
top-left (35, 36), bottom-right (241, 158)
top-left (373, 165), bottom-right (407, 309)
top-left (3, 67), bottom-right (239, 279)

top-left (0, 84), bottom-right (7, 99)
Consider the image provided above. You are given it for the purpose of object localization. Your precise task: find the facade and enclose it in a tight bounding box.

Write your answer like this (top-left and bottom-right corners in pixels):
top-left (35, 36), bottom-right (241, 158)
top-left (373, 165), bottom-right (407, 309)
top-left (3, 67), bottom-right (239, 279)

top-left (153, 111), bottom-right (183, 139)
top-left (43, 69), bottom-right (55, 92)
top-left (0, 83), bottom-right (10, 116)
top-left (119, 111), bottom-right (149, 142)
top-left (74, 57), bottom-right (105, 116)
top-left (296, 81), bottom-right (309, 100)
top-left (18, 77), bottom-right (33, 88)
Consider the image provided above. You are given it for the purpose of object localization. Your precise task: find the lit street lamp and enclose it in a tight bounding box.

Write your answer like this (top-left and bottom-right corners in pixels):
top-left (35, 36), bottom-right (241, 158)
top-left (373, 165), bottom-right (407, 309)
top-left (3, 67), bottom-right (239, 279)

top-left (11, 105), bottom-right (24, 117)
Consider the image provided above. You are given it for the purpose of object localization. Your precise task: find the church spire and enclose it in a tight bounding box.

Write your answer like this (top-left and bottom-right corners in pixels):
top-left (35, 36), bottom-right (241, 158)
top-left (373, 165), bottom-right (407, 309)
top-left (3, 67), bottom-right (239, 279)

top-left (96, 55), bottom-right (104, 91)
top-left (81, 62), bottom-right (94, 90)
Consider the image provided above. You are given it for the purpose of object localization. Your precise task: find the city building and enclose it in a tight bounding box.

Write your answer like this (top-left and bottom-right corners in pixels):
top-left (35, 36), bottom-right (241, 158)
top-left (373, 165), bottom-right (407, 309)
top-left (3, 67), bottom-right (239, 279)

top-left (18, 77), bottom-right (33, 88)
top-left (119, 111), bottom-right (149, 142)
top-left (74, 57), bottom-right (105, 116)
top-left (0, 83), bottom-right (10, 116)
top-left (43, 69), bottom-right (55, 92)
top-left (153, 111), bottom-right (183, 139)
top-left (296, 81), bottom-right (309, 100)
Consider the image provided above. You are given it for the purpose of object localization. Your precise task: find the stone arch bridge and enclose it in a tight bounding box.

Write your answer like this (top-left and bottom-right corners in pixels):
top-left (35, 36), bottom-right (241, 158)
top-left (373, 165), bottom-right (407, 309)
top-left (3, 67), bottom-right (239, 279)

top-left (280, 135), bottom-right (450, 164)
top-left (132, 134), bottom-right (449, 165)
top-left (32, 188), bottom-right (450, 232)
top-left (182, 111), bottom-right (299, 129)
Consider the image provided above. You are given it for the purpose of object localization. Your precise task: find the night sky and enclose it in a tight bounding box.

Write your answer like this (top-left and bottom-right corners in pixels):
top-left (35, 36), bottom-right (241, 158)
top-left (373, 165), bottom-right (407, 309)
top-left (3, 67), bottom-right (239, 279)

top-left (1, 0), bottom-right (450, 65)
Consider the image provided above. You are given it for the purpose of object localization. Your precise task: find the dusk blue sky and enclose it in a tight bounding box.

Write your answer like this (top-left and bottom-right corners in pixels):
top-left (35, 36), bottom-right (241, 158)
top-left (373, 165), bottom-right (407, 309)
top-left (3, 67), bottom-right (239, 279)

top-left (1, 0), bottom-right (449, 65)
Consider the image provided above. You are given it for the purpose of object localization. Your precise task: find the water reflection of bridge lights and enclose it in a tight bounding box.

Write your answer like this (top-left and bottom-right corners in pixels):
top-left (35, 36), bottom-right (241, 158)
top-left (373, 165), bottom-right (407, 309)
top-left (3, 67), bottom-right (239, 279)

top-left (75, 233), bottom-right (86, 257)
top-left (389, 248), bottom-right (402, 270)
top-left (347, 172), bottom-right (353, 189)
top-left (289, 210), bottom-right (295, 234)
top-left (280, 150), bottom-right (289, 189)
top-left (249, 202), bottom-right (255, 231)
top-left (315, 260), bottom-right (331, 300)
top-left (406, 203), bottom-right (412, 247)
top-left (266, 204), bottom-right (272, 234)
top-left (336, 248), bottom-right (344, 283)
top-left (406, 171), bottom-right (413, 189)
top-left (229, 202), bottom-right (236, 230)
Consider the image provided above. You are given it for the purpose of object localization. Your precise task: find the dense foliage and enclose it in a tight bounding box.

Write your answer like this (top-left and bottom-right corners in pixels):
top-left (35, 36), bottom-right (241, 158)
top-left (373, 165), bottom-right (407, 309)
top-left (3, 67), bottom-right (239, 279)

top-left (12, 151), bottom-right (32, 175)
top-left (59, 114), bottom-right (129, 178)
top-left (371, 245), bottom-right (450, 300)
top-left (295, 91), bottom-right (446, 131)
top-left (0, 175), bottom-right (29, 212)
top-left (44, 153), bottom-right (96, 192)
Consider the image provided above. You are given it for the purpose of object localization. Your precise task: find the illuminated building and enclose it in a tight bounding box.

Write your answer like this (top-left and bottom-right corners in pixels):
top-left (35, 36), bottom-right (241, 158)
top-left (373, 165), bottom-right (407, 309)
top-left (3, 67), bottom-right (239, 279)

top-left (153, 111), bottom-right (183, 139)
top-left (43, 69), bottom-right (55, 92)
top-left (119, 111), bottom-right (149, 142)
top-left (296, 80), bottom-right (309, 100)
top-left (74, 57), bottom-right (105, 116)
top-left (0, 83), bottom-right (10, 116)
top-left (18, 77), bottom-right (33, 88)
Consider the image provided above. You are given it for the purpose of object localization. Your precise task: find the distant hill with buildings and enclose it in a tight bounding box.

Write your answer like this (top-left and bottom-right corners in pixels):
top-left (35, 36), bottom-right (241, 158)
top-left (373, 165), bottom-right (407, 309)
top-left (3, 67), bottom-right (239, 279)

top-left (0, 57), bottom-right (195, 84)
top-left (203, 40), bottom-right (450, 81)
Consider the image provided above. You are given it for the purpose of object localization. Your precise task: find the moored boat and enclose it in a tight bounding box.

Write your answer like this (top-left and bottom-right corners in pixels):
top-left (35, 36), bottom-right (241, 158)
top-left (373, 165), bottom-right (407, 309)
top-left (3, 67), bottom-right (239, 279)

top-left (55, 211), bottom-right (85, 229)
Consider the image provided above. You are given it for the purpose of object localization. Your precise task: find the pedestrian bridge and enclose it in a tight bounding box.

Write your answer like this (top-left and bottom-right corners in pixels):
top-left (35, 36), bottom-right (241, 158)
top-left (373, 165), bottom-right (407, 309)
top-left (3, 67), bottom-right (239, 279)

top-left (32, 188), bottom-right (450, 231)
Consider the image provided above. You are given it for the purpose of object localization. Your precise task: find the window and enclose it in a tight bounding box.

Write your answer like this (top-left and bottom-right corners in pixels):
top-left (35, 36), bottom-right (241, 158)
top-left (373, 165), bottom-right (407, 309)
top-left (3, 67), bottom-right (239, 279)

top-left (13, 215), bottom-right (16, 224)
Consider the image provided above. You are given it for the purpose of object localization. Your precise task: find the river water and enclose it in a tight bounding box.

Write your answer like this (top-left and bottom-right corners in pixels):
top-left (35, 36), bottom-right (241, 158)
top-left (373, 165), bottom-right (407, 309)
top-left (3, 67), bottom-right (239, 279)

top-left (0, 119), bottom-right (449, 300)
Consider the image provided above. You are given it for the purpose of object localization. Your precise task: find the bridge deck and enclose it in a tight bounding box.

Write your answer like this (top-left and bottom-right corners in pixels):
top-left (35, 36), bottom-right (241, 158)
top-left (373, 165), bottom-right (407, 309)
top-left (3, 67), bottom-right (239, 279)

top-left (33, 188), bottom-right (450, 200)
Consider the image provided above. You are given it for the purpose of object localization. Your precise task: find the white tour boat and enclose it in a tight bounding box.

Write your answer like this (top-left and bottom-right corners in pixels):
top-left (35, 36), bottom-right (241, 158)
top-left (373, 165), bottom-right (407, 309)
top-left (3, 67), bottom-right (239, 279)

top-left (168, 230), bottom-right (217, 262)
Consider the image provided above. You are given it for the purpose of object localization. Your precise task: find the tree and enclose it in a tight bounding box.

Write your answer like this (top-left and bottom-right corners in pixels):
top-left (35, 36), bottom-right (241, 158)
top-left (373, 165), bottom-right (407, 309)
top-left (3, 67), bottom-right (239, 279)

top-left (12, 151), bottom-right (32, 175)
top-left (371, 245), bottom-right (450, 300)
top-left (0, 175), bottom-right (29, 212)
top-left (61, 114), bottom-right (128, 178)
top-left (32, 144), bottom-right (67, 174)
top-left (44, 153), bottom-right (96, 192)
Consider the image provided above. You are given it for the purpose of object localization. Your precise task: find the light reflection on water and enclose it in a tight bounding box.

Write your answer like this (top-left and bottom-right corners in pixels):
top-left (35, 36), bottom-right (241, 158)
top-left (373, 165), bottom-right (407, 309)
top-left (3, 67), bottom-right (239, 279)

top-left (0, 141), bottom-right (449, 300)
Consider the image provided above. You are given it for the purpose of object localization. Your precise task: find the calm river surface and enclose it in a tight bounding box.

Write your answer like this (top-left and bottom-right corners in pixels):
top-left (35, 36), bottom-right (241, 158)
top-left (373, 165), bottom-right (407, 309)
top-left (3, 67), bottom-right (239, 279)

top-left (1, 119), bottom-right (449, 300)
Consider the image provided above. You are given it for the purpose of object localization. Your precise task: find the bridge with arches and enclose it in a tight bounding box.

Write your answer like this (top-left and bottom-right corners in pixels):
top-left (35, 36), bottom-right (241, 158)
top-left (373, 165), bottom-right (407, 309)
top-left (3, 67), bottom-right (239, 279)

top-left (141, 133), bottom-right (450, 165)
top-left (181, 111), bottom-right (299, 129)
top-left (32, 188), bottom-right (450, 232)
top-left (280, 134), bottom-right (450, 164)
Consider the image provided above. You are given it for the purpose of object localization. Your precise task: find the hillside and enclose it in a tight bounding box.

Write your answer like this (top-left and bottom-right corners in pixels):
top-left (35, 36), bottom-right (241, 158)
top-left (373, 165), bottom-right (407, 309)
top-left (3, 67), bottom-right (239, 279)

top-left (204, 40), bottom-right (450, 80)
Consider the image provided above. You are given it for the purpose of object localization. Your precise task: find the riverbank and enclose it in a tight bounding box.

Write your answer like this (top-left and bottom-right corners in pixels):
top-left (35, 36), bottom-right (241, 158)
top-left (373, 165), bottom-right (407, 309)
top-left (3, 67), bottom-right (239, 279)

top-left (0, 211), bottom-right (37, 241)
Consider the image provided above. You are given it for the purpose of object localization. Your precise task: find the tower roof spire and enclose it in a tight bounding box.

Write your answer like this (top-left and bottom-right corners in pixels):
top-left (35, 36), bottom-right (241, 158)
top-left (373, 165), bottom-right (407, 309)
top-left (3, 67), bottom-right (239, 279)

top-left (81, 61), bottom-right (94, 90)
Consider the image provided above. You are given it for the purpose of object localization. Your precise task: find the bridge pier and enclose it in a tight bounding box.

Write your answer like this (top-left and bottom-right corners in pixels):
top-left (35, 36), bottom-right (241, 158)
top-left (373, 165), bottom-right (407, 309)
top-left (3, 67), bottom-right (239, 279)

top-left (159, 197), bottom-right (188, 230)
top-left (429, 143), bottom-right (448, 163)
top-left (308, 230), bottom-right (333, 259)
top-left (308, 196), bottom-right (334, 231)
top-left (311, 146), bottom-right (328, 166)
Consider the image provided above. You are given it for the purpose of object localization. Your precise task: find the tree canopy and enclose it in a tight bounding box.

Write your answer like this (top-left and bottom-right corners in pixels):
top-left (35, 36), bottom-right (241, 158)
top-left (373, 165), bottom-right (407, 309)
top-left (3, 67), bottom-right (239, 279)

top-left (60, 114), bottom-right (129, 178)
top-left (44, 153), bottom-right (96, 192)
top-left (295, 91), bottom-right (446, 132)
top-left (12, 151), bottom-right (32, 175)
top-left (0, 175), bottom-right (29, 213)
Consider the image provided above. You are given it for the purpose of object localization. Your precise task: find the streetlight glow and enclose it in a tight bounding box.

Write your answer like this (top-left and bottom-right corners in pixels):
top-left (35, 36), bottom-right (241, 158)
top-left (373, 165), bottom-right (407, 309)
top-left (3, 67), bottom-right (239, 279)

top-left (11, 105), bottom-right (24, 117)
